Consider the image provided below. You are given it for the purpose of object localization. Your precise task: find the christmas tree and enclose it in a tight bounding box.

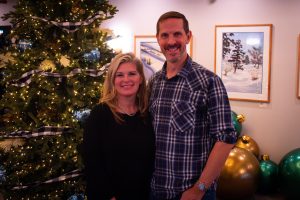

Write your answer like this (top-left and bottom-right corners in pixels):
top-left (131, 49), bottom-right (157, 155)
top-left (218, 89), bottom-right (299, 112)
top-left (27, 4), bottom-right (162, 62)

top-left (0, 0), bottom-right (117, 199)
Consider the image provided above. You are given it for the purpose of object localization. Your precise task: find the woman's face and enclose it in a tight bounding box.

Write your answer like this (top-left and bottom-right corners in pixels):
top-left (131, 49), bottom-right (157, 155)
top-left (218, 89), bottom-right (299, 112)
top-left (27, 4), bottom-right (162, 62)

top-left (114, 62), bottom-right (142, 98)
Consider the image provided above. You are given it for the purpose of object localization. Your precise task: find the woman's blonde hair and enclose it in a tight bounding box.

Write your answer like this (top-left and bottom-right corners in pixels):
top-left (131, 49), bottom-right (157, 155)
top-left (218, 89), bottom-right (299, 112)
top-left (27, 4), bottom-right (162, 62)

top-left (100, 53), bottom-right (148, 123)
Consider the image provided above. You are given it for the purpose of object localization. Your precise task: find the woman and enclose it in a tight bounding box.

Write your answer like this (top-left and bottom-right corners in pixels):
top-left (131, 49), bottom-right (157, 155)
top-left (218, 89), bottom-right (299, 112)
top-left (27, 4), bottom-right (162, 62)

top-left (83, 53), bottom-right (155, 200)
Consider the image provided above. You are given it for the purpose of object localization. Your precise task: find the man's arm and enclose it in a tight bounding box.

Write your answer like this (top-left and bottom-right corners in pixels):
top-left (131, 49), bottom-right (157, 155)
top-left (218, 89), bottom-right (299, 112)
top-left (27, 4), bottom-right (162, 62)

top-left (180, 141), bottom-right (234, 200)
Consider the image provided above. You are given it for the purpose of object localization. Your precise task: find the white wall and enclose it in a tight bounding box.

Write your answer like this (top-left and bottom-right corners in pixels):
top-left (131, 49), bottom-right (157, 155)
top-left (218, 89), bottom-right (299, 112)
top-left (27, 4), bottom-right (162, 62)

top-left (0, 1), bottom-right (15, 25)
top-left (102, 0), bottom-right (300, 163)
top-left (1, 0), bottom-right (300, 163)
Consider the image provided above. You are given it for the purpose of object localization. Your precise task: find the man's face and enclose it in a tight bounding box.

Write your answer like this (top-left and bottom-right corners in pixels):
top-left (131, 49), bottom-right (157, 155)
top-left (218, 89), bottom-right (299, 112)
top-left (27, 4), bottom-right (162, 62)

top-left (156, 18), bottom-right (191, 64)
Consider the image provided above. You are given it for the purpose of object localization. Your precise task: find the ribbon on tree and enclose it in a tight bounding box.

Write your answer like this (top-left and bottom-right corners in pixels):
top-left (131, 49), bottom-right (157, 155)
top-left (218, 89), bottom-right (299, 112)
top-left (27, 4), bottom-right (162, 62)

top-left (2, 126), bottom-right (71, 139)
top-left (11, 169), bottom-right (82, 190)
top-left (31, 10), bottom-right (110, 33)
top-left (10, 66), bottom-right (107, 87)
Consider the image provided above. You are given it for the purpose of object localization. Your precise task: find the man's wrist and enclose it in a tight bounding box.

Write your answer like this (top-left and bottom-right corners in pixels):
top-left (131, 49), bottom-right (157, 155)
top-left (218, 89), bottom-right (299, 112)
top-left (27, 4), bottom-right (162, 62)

top-left (196, 181), bottom-right (208, 193)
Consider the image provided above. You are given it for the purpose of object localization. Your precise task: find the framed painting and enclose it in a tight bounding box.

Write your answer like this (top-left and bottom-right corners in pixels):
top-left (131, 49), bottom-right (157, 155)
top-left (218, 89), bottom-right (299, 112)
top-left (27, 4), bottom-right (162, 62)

top-left (134, 35), bottom-right (192, 80)
top-left (298, 34), bottom-right (300, 99)
top-left (215, 24), bottom-right (272, 102)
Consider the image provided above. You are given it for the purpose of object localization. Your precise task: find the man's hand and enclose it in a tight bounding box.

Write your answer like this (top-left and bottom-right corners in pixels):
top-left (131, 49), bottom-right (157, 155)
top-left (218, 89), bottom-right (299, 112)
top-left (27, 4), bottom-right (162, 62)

top-left (180, 185), bottom-right (205, 200)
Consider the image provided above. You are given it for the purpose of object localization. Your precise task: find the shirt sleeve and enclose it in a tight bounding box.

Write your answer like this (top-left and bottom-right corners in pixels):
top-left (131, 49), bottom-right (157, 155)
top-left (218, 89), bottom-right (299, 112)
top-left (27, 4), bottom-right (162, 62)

top-left (207, 75), bottom-right (237, 144)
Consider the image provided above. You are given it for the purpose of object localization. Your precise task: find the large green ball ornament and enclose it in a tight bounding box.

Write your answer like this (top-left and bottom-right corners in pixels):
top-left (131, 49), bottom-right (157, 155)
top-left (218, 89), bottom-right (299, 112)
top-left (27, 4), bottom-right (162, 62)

top-left (278, 148), bottom-right (300, 198)
top-left (235, 135), bottom-right (260, 158)
top-left (258, 155), bottom-right (278, 194)
top-left (231, 111), bottom-right (245, 137)
top-left (217, 147), bottom-right (260, 200)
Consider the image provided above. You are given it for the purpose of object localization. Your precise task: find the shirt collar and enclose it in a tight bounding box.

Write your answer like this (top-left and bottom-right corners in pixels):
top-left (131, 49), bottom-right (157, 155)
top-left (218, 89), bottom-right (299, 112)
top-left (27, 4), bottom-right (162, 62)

top-left (161, 55), bottom-right (192, 80)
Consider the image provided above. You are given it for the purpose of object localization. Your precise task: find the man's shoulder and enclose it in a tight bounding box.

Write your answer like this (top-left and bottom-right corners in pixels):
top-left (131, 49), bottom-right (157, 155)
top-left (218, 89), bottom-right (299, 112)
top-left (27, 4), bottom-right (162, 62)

top-left (190, 61), bottom-right (216, 78)
top-left (186, 61), bottom-right (220, 91)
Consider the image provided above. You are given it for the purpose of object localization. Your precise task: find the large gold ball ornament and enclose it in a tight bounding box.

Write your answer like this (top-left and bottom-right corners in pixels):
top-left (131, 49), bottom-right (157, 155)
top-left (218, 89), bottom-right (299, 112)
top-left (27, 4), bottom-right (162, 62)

top-left (0, 138), bottom-right (25, 151)
top-left (217, 147), bottom-right (260, 200)
top-left (39, 59), bottom-right (56, 72)
top-left (235, 135), bottom-right (260, 158)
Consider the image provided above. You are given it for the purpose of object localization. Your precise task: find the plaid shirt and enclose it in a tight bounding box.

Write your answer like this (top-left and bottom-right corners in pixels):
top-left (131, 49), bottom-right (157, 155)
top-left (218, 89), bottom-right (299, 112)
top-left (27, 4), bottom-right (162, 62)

top-left (148, 57), bottom-right (237, 199)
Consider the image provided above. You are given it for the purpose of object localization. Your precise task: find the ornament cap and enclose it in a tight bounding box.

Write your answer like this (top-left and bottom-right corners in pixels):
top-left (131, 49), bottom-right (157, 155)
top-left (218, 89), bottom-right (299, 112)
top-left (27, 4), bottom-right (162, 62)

top-left (261, 154), bottom-right (270, 161)
top-left (237, 114), bottom-right (245, 123)
top-left (241, 135), bottom-right (250, 144)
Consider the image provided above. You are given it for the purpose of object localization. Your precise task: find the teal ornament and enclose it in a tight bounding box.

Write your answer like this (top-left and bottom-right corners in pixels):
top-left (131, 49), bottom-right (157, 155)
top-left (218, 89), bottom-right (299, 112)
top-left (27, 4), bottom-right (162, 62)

top-left (278, 148), bottom-right (300, 198)
top-left (258, 154), bottom-right (278, 194)
top-left (231, 111), bottom-right (245, 136)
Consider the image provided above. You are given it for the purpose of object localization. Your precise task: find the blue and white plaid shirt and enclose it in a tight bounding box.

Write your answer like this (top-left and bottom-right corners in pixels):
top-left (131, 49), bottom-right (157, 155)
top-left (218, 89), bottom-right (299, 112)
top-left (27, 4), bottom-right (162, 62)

top-left (148, 57), bottom-right (237, 199)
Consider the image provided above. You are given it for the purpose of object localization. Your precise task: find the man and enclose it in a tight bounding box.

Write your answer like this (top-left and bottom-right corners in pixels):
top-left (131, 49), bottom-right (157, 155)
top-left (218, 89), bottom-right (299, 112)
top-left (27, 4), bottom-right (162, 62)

top-left (148, 11), bottom-right (237, 200)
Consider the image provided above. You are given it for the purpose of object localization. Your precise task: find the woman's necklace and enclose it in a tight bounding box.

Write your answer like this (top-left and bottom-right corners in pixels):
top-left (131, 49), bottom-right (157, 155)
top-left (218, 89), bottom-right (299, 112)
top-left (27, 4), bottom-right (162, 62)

top-left (118, 106), bottom-right (137, 116)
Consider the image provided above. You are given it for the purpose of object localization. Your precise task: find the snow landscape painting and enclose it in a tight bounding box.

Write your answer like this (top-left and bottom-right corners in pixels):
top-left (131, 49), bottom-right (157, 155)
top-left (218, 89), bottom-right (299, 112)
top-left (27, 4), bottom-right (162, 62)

top-left (215, 25), bottom-right (272, 102)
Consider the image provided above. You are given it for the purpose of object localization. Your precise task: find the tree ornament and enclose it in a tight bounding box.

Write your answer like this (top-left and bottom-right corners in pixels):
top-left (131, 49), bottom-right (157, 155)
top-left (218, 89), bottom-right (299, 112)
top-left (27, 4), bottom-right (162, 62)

top-left (79, 9), bottom-right (85, 15)
top-left (17, 39), bottom-right (32, 52)
top-left (71, 6), bottom-right (80, 14)
top-left (39, 59), bottom-right (56, 72)
top-left (67, 193), bottom-right (85, 200)
top-left (0, 138), bottom-right (25, 152)
top-left (74, 108), bottom-right (91, 126)
top-left (0, 165), bottom-right (6, 183)
top-left (59, 55), bottom-right (71, 67)
top-left (83, 48), bottom-right (100, 62)
top-left (235, 135), bottom-right (260, 158)
top-left (0, 52), bottom-right (16, 68)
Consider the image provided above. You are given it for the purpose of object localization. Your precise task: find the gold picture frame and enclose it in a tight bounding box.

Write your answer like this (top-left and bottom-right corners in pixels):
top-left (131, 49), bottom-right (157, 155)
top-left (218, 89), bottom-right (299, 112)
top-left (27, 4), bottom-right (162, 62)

top-left (215, 24), bottom-right (272, 102)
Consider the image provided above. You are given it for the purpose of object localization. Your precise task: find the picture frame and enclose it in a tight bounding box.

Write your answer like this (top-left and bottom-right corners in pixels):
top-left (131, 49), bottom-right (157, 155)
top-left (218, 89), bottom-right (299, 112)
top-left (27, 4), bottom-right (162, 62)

top-left (214, 24), bottom-right (272, 102)
top-left (134, 35), bottom-right (193, 80)
top-left (297, 34), bottom-right (300, 99)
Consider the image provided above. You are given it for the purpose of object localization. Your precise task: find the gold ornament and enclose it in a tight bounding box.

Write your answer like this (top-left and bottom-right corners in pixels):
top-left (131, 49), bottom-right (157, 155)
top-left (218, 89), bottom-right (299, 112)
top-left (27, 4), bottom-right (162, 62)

top-left (71, 6), bottom-right (80, 14)
top-left (217, 147), bottom-right (260, 200)
top-left (79, 9), bottom-right (85, 15)
top-left (39, 59), bottom-right (56, 72)
top-left (235, 135), bottom-right (260, 158)
top-left (0, 138), bottom-right (25, 152)
top-left (0, 52), bottom-right (16, 68)
top-left (59, 55), bottom-right (71, 67)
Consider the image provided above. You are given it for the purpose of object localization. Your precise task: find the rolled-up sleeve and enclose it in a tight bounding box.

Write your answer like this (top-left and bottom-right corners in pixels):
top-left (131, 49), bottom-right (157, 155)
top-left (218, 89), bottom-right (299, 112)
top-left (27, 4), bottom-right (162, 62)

top-left (207, 75), bottom-right (237, 144)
